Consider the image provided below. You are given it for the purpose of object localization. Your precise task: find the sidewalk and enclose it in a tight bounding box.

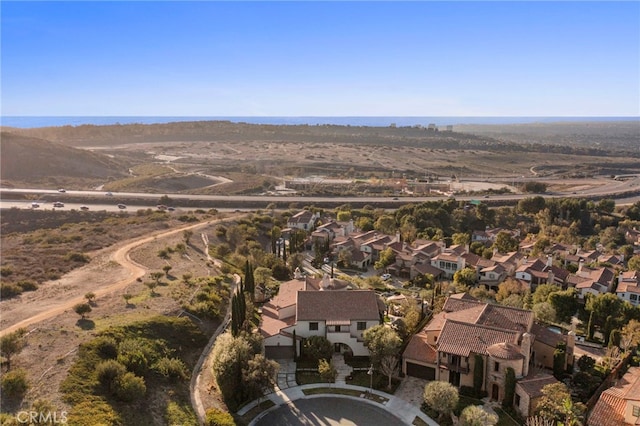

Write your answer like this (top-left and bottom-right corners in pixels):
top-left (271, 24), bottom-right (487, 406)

top-left (237, 361), bottom-right (438, 426)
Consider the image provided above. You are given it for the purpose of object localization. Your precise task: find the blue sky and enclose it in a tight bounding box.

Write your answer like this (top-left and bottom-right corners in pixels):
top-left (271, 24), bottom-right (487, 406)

top-left (1, 1), bottom-right (638, 116)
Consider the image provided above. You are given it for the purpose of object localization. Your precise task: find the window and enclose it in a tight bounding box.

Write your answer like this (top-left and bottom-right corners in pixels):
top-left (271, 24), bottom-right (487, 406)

top-left (335, 325), bottom-right (341, 332)
top-left (631, 294), bottom-right (638, 301)
top-left (633, 405), bottom-right (640, 417)
top-left (309, 322), bottom-right (318, 331)
top-left (494, 362), bottom-right (500, 372)
top-left (357, 321), bottom-right (366, 331)
top-left (515, 394), bottom-right (521, 407)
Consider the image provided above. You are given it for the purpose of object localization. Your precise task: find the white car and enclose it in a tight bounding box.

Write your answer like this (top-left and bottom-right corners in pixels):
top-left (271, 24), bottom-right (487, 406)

top-left (31, 202), bottom-right (40, 208)
top-left (105, 192), bottom-right (113, 196)
top-left (58, 188), bottom-right (66, 193)
top-left (117, 204), bottom-right (127, 209)
top-left (381, 273), bottom-right (391, 281)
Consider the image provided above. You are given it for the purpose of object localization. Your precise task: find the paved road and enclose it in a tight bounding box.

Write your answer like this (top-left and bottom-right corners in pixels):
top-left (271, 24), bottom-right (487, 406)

top-left (254, 396), bottom-right (406, 426)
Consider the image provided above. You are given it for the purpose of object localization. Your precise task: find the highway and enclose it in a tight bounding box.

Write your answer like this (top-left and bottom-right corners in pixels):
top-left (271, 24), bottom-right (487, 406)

top-left (1, 176), bottom-right (640, 211)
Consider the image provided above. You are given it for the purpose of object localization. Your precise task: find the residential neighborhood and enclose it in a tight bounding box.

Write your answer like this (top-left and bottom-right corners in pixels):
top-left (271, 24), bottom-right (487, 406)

top-left (249, 201), bottom-right (640, 425)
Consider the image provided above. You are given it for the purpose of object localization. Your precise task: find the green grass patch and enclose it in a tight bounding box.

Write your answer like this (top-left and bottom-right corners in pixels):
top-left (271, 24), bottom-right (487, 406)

top-left (494, 407), bottom-right (522, 426)
top-left (346, 371), bottom-right (401, 394)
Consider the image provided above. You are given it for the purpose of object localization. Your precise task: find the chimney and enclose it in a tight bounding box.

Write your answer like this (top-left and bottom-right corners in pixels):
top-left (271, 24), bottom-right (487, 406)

top-left (547, 255), bottom-right (553, 268)
top-left (578, 259), bottom-right (584, 274)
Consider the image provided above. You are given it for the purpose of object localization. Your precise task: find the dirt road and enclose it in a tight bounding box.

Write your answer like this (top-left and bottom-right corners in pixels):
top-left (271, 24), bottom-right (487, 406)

top-left (0, 215), bottom-right (238, 337)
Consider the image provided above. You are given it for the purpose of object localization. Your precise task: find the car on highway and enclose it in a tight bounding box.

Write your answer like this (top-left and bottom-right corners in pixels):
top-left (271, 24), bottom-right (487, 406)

top-left (58, 188), bottom-right (66, 193)
top-left (53, 202), bottom-right (65, 208)
top-left (157, 204), bottom-right (168, 211)
top-left (381, 273), bottom-right (391, 281)
top-left (117, 204), bottom-right (127, 209)
top-left (31, 202), bottom-right (40, 208)
top-left (167, 206), bottom-right (175, 211)
top-left (105, 192), bottom-right (113, 196)
top-left (80, 205), bottom-right (89, 211)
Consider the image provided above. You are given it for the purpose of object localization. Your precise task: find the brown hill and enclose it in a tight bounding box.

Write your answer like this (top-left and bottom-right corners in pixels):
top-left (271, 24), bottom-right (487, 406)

top-left (0, 131), bottom-right (128, 183)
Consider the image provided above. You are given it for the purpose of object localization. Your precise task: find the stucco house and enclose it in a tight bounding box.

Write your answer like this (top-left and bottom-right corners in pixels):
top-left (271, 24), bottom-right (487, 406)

top-left (287, 210), bottom-right (319, 231)
top-left (588, 367), bottom-right (640, 426)
top-left (261, 272), bottom-right (383, 359)
top-left (616, 270), bottom-right (640, 306)
top-left (402, 293), bottom-right (574, 414)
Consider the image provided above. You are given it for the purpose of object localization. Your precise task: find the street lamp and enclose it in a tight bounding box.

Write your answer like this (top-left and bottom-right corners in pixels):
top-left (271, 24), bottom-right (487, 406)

top-left (367, 364), bottom-right (374, 394)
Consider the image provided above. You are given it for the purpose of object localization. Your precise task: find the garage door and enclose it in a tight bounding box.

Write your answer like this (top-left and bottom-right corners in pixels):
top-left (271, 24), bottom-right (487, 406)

top-left (406, 362), bottom-right (435, 380)
top-left (265, 345), bottom-right (294, 359)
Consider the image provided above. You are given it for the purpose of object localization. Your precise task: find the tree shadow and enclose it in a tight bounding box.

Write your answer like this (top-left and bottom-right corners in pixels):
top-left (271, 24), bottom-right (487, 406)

top-left (125, 302), bottom-right (137, 309)
top-left (76, 319), bottom-right (95, 330)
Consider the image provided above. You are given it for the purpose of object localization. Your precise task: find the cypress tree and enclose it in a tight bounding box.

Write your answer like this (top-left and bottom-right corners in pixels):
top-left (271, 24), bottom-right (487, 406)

top-left (503, 367), bottom-right (515, 408)
top-left (473, 354), bottom-right (484, 397)
top-left (587, 311), bottom-right (594, 340)
top-left (231, 293), bottom-right (239, 337)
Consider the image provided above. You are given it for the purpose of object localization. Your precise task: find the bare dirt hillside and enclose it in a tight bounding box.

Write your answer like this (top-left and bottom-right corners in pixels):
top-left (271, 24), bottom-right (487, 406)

top-left (0, 132), bottom-right (129, 186)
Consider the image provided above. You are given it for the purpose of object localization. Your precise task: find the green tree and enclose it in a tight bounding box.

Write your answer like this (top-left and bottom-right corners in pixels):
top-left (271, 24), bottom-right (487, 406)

top-left (503, 367), bottom-right (516, 408)
top-left (459, 405), bottom-right (498, 426)
top-left (473, 354), bottom-right (484, 397)
top-left (318, 358), bottom-right (337, 383)
top-left (493, 231), bottom-right (519, 253)
top-left (183, 229), bottom-right (193, 245)
top-left (355, 216), bottom-right (374, 232)
top-left (533, 302), bottom-right (556, 325)
top-left (84, 292), bottom-right (96, 304)
top-left (242, 354), bottom-right (278, 400)
top-left (0, 329), bottom-right (26, 370)
top-left (374, 215), bottom-right (396, 235)
top-left (423, 380), bottom-right (459, 422)
top-left (210, 332), bottom-right (253, 411)
top-left (303, 336), bottom-right (333, 363)
top-left (162, 265), bottom-right (172, 277)
top-left (453, 267), bottom-right (477, 288)
top-left (496, 278), bottom-right (527, 303)
top-left (244, 260), bottom-right (255, 297)
top-left (452, 232), bottom-right (471, 246)
top-left (337, 211), bottom-right (351, 222)
top-left (535, 382), bottom-right (585, 425)
top-left (1, 368), bottom-right (29, 398)
top-left (628, 255), bottom-right (640, 272)
top-left (549, 289), bottom-right (578, 324)
top-left (362, 325), bottom-right (401, 367)
top-left (74, 302), bottom-right (92, 319)
top-left (374, 247), bottom-right (396, 271)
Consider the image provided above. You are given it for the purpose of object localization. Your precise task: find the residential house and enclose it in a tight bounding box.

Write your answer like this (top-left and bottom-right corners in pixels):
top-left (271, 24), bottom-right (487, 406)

top-left (261, 272), bottom-right (383, 359)
top-left (568, 261), bottom-right (617, 300)
top-left (287, 210), bottom-right (319, 231)
top-left (514, 374), bottom-right (559, 417)
top-left (616, 271), bottom-right (640, 306)
top-left (403, 294), bottom-right (573, 415)
top-left (431, 248), bottom-right (466, 279)
top-left (515, 256), bottom-right (569, 291)
top-left (588, 366), bottom-right (640, 426)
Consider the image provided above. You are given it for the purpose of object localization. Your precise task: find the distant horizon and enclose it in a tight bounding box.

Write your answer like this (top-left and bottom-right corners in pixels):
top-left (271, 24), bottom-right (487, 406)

top-left (2, 115), bottom-right (639, 129)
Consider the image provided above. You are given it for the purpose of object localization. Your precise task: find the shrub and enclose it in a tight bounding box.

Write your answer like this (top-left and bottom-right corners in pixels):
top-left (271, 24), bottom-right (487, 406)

top-left (205, 408), bottom-right (236, 426)
top-left (96, 359), bottom-right (127, 388)
top-left (94, 337), bottom-right (118, 359)
top-left (1, 368), bottom-right (29, 398)
top-left (0, 266), bottom-right (14, 277)
top-left (0, 283), bottom-right (22, 298)
top-left (73, 303), bottom-right (92, 319)
top-left (155, 357), bottom-right (188, 380)
top-left (66, 252), bottom-right (90, 263)
top-left (113, 372), bottom-right (146, 402)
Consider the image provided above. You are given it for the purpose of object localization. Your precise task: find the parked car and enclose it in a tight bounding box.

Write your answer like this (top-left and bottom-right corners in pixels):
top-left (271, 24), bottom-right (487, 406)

top-left (80, 205), bottom-right (89, 211)
top-left (53, 202), bottom-right (64, 208)
top-left (381, 273), bottom-right (392, 281)
top-left (117, 204), bottom-right (127, 209)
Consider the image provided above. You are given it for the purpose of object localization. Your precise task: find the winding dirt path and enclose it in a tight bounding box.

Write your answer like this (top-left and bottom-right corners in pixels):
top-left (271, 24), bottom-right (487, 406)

top-left (0, 215), bottom-right (238, 337)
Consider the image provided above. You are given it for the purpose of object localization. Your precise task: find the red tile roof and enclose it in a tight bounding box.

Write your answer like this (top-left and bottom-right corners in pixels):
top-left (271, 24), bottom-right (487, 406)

top-left (516, 373), bottom-right (558, 398)
top-left (588, 367), bottom-right (640, 426)
top-left (403, 330), bottom-right (438, 363)
top-left (437, 320), bottom-right (521, 357)
top-left (296, 290), bottom-right (381, 322)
